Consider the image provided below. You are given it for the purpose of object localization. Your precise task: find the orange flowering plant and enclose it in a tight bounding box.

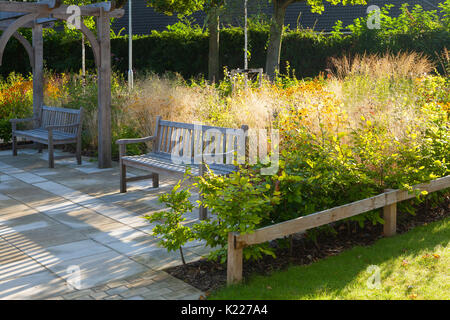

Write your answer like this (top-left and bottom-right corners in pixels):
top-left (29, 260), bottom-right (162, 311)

top-left (0, 73), bottom-right (33, 142)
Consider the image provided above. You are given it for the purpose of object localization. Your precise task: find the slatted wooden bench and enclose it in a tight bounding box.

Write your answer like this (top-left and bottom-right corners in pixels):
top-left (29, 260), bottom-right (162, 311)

top-left (116, 116), bottom-right (248, 219)
top-left (10, 106), bottom-right (84, 168)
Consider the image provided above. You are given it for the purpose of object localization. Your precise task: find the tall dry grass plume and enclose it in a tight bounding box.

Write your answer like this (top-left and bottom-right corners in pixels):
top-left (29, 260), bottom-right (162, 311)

top-left (328, 52), bottom-right (434, 80)
top-left (324, 52), bottom-right (439, 142)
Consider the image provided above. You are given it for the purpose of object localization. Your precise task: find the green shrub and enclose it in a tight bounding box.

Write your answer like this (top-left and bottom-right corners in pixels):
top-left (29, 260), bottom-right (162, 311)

top-left (0, 73), bottom-right (33, 142)
top-left (193, 166), bottom-right (281, 263)
top-left (146, 173), bottom-right (195, 265)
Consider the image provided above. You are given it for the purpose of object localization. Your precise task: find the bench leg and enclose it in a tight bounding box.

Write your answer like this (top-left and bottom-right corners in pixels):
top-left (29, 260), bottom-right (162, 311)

top-left (12, 135), bottom-right (17, 156)
top-left (48, 137), bottom-right (54, 168)
top-left (38, 143), bottom-right (43, 153)
top-left (152, 173), bottom-right (159, 188)
top-left (198, 162), bottom-right (207, 220)
top-left (76, 140), bottom-right (82, 165)
top-left (120, 163), bottom-right (127, 193)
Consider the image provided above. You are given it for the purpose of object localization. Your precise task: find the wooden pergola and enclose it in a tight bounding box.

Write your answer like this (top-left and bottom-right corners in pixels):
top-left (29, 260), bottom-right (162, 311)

top-left (0, 0), bottom-right (125, 168)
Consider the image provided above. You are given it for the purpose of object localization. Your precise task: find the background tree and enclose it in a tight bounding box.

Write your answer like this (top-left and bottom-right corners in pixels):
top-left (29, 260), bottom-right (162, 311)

top-left (265, 0), bottom-right (367, 79)
top-left (146, 0), bottom-right (223, 82)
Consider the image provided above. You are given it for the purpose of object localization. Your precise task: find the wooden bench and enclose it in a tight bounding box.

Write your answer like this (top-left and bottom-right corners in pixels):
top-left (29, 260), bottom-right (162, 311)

top-left (116, 116), bottom-right (248, 219)
top-left (10, 106), bottom-right (84, 168)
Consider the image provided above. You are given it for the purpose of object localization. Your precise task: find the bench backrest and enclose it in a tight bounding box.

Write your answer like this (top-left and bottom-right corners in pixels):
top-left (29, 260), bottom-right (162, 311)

top-left (39, 106), bottom-right (83, 135)
top-left (154, 117), bottom-right (248, 165)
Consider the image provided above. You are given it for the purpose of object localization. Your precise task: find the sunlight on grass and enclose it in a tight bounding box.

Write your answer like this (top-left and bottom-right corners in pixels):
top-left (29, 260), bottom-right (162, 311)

top-left (210, 218), bottom-right (449, 300)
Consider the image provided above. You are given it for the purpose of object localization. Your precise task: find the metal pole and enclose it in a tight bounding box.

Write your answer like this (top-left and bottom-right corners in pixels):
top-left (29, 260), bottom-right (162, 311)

top-left (244, 0), bottom-right (248, 88)
top-left (81, 33), bottom-right (86, 89)
top-left (128, 0), bottom-right (134, 89)
top-left (244, 0), bottom-right (248, 70)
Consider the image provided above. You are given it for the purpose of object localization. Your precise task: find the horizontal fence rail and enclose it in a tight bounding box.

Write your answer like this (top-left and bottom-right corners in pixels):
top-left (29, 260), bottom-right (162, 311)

top-left (227, 175), bottom-right (450, 285)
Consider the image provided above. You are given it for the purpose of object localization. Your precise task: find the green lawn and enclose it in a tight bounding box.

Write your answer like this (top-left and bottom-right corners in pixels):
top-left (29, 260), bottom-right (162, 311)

top-left (210, 218), bottom-right (450, 300)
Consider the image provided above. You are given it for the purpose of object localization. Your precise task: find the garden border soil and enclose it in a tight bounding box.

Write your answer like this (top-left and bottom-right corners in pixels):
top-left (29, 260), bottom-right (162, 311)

top-left (165, 194), bottom-right (450, 294)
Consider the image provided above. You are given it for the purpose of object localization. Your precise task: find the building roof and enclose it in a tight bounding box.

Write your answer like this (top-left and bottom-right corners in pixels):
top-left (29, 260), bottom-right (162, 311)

top-left (112, 0), bottom-right (444, 35)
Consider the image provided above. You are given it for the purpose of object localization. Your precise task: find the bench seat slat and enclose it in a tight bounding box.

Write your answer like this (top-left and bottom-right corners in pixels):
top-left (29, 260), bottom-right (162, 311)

top-left (122, 152), bottom-right (237, 176)
top-left (14, 128), bottom-right (77, 141)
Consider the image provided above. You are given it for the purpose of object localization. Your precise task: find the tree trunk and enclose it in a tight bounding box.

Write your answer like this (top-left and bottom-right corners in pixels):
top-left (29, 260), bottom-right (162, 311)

top-left (179, 247), bottom-right (186, 265)
top-left (208, 7), bottom-right (220, 83)
top-left (265, 0), bottom-right (291, 80)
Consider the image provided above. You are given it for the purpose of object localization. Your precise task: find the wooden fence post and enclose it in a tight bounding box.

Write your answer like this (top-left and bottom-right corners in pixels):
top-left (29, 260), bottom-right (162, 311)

top-left (227, 232), bottom-right (243, 285)
top-left (383, 202), bottom-right (397, 237)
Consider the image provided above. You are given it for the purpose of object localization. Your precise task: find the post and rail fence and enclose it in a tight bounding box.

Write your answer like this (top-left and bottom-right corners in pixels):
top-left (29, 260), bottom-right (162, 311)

top-left (227, 175), bottom-right (450, 285)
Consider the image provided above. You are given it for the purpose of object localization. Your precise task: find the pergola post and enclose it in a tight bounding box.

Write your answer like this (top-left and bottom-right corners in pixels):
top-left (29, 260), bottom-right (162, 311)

top-left (0, 1), bottom-right (124, 168)
top-left (32, 23), bottom-right (43, 123)
top-left (97, 8), bottom-right (112, 168)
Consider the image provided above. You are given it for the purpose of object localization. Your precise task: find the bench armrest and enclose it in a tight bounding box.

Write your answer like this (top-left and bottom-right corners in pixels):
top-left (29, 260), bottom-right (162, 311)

top-left (116, 135), bottom-right (156, 145)
top-left (10, 117), bottom-right (38, 132)
top-left (10, 117), bottom-right (38, 124)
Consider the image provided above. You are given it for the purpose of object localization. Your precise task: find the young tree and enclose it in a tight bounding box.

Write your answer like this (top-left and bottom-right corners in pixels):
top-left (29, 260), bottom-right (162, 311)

top-left (265, 0), bottom-right (367, 79)
top-left (146, 0), bottom-right (223, 82)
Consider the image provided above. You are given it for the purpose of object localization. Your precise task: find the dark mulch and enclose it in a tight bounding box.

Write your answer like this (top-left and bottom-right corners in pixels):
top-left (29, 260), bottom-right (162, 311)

top-left (166, 194), bottom-right (450, 293)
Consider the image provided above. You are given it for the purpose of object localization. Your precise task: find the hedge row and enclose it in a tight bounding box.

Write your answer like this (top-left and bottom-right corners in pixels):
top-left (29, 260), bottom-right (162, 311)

top-left (1, 25), bottom-right (449, 79)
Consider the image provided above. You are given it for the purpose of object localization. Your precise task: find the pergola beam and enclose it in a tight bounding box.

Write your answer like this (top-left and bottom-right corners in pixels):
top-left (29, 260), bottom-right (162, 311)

top-left (13, 31), bottom-right (34, 69)
top-left (0, 18), bottom-right (56, 29)
top-left (0, 12), bottom-right (41, 66)
top-left (0, 1), bottom-right (123, 18)
top-left (0, 12), bottom-right (25, 22)
top-left (0, 0), bottom-right (60, 13)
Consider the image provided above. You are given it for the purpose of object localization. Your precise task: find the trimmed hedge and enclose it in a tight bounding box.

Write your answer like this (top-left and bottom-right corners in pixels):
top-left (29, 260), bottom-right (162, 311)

top-left (1, 2), bottom-right (449, 79)
top-left (2, 28), bottom-right (448, 80)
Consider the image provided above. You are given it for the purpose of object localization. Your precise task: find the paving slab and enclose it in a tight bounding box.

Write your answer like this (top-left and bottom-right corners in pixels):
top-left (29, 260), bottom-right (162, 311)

top-left (46, 250), bottom-right (149, 290)
top-left (0, 221), bottom-right (52, 236)
top-left (0, 149), bottom-right (208, 300)
top-left (0, 193), bottom-right (10, 201)
top-left (34, 201), bottom-right (82, 215)
top-left (0, 256), bottom-right (46, 282)
top-left (33, 181), bottom-right (86, 200)
top-left (29, 168), bottom-right (60, 176)
top-left (0, 174), bottom-right (14, 182)
top-left (1, 225), bottom-right (87, 251)
top-left (185, 245), bottom-right (216, 258)
top-left (85, 226), bottom-right (150, 245)
top-left (0, 238), bottom-right (46, 282)
top-left (9, 172), bottom-right (47, 184)
top-left (49, 208), bottom-right (120, 230)
top-left (22, 239), bottom-right (112, 268)
top-left (0, 178), bottom-right (29, 192)
top-left (0, 204), bottom-right (37, 220)
top-left (131, 248), bottom-right (202, 270)
top-left (0, 270), bottom-right (72, 300)
top-left (74, 166), bottom-right (114, 174)
top-left (105, 237), bottom-right (161, 257)
top-left (0, 211), bottom-right (57, 230)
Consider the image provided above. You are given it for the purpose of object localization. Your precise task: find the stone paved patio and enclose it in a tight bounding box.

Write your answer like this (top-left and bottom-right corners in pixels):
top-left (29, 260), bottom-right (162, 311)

top-left (0, 147), bottom-right (211, 300)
